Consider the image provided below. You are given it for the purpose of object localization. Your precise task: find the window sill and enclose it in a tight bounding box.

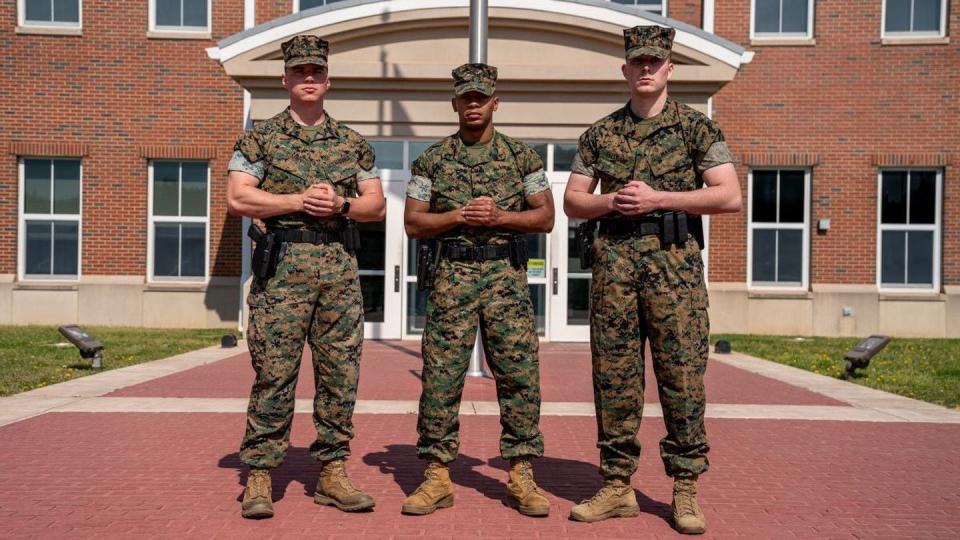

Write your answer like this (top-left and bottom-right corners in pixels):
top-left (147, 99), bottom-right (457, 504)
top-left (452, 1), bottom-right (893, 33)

top-left (881, 36), bottom-right (950, 46)
top-left (144, 281), bottom-right (209, 292)
top-left (147, 30), bottom-right (212, 40)
top-left (16, 25), bottom-right (82, 36)
top-left (750, 37), bottom-right (816, 47)
top-left (878, 291), bottom-right (944, 302)
top-left (747, 289), bottom-right (812, 300)
top-left (13, 281), bottom-right (79, 291)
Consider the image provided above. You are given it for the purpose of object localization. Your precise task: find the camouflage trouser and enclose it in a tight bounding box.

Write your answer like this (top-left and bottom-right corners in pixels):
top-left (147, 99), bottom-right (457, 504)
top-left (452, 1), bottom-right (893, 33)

top-left (590, 235), bottom-right (710, 479)
top-left (240, 242), bottom-right (364, 469)
top-left (417, 257), bottom-right (543, 463)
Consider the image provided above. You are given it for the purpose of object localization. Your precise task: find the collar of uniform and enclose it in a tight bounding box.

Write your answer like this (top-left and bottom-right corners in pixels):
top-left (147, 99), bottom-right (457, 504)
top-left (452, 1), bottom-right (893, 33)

top-left (279, 107), bottom-right (340, 143)
top-left (617, 99), bottom-right (681, 141)
top-left (447, 130), bottom-right (509, 166)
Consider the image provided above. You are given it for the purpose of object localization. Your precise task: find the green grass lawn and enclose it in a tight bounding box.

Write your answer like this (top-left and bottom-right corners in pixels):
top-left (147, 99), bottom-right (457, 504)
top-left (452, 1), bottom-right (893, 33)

top-left (0, 326), bottom-right (233, 396)
top-left (713, 334), bottom-right (960, 409)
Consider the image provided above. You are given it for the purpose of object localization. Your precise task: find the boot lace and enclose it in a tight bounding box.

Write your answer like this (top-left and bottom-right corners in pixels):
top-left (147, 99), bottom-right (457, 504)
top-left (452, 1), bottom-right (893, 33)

top-left (578, 481), bottom-right (622, 506)
top-left (247, 471), bottom-right (270, 499)
top-left (674, 480), bottom-right (699, 516)
top-left (324, 460), bottom-right (360, 495)
top-left (515, 461), bottom-right (543, 494)
top-left (412, 463), bottom-right (445, 497)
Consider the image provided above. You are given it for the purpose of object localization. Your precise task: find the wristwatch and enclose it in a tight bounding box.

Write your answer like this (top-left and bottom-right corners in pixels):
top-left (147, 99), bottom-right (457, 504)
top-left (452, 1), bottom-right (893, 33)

top-left (338, 197), bottom-right (351, 215)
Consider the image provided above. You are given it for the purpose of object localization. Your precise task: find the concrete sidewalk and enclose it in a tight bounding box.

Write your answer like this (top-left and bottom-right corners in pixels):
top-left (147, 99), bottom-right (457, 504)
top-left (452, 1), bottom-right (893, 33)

top-left (1, 341), bottom-right (959, 539)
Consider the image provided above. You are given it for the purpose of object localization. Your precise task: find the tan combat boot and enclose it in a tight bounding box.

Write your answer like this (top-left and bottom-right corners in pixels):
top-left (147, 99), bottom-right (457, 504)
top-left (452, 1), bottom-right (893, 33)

top-left (241, 469), bottom-right (274, 519)
top-left (314, 459), bottom-right (375, 512)
top-left (505, 457), bottom-right (550, 517)
top-left (672, 477), bottom-right (706, 534)
top-left (401, 460), bottom-right (454, 515)
top-left (568, 477), bottom-right (640, 523)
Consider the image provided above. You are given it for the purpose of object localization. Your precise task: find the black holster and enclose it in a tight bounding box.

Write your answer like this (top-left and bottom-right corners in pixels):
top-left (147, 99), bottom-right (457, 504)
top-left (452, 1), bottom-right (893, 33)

top-left (575, 220), bottom-right (598, 269)
top-left (508, 235), bottom-right (529, 270)
top-left (416, 239), bottom-right (443, 292)
top-left (248, 224), bottom-right (282, 280)
top-left (342, 219), bottom-right (361, 254)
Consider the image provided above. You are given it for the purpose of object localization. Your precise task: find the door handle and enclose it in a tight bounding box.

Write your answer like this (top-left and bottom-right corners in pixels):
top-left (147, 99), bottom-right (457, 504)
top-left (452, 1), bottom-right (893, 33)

top-left (552, 267), bottom-right (558, 295)
top-left (394, 265), bottom-right (400, 293)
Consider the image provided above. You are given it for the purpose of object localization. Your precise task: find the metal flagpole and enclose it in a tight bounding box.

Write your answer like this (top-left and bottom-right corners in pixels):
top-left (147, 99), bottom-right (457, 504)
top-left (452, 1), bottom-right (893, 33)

top-left (466, 0), bottom-right (489, 378)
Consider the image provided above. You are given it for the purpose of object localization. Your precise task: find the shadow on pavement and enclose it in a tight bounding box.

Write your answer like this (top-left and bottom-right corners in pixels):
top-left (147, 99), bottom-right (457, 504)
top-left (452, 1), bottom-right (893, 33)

top-left (362, 444), bottom-right (505, 502)
top-left (487, 455), bottom-right (672, 522)
top-left (219, 447), bottom-right (320, 503)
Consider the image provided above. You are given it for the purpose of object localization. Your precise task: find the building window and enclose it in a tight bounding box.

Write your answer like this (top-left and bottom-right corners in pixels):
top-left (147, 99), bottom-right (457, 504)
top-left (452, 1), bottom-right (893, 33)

top-left (150, 0), bottom-right (210, 32)
top-left (751, 0), bottom-right (813, 38)
top-left (608, 1), bottom-right (666, 16)
top-left (19, 0), bottom-right (81, 27)
top-left (295, 0), bottom-right (352, 12)
top-left (878, 170), bottom-right (941, 290)
top-left (748, 169), bottom-right (810, 288)
top-left (19, 159), bottom-right (81, 279)
top-left (148, 161), bottom-right (209, 281)
top-left (883, 0), bottom-right (946, 37)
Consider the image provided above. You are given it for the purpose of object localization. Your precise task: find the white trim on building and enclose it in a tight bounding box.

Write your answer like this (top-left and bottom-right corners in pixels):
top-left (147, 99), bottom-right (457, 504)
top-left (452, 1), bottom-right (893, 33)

top-left (216, 0), bottom-right (747, 69)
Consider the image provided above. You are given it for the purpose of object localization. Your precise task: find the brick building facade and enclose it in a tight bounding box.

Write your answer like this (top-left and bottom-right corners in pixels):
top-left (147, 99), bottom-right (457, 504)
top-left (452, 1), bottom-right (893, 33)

top-left (1, 0), bottom-right (956, 337)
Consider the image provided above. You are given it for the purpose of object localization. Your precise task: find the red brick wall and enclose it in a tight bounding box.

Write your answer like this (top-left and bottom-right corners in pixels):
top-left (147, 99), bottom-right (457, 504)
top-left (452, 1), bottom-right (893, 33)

top-left (709, 0), bottom-right (959, 286)
top-left (1, 0), bottom-right (246, 277)
top-left (258, 0), bottom-right (292, 26)
top-left (668, 0), bottom-right (703, 29)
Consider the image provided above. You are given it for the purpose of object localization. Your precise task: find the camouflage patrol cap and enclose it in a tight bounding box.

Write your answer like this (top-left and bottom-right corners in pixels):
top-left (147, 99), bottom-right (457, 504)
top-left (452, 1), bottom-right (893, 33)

top-left (623, 25), bottom-right (675, 60)
top-left (452, 63), bottom-right (497, 96)
top-left (281, 35), bottom-right (329, 68)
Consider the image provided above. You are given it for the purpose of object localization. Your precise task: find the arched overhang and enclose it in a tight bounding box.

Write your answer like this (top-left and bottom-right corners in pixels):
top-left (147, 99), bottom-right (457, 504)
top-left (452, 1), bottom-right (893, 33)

top-left (210, 0), bottom-right (748, 139)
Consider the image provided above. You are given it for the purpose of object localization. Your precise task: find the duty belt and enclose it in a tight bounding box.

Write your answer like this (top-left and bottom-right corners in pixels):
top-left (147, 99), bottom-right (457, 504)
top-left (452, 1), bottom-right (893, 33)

top-left (441, 243), bottom-right (512, 262)
top-left (598, 219), bottom-right (661, 237)
top-left (270, 228), bottom-right (344, 245)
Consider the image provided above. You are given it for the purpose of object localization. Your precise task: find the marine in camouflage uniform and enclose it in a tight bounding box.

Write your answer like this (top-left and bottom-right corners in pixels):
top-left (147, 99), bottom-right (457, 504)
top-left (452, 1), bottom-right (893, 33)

top-left (565, 26), bottom-right (740, 533)
top-left (227, 35), bottom-right (384, 519)
top-left (401, 64), bottom-right (554, 518)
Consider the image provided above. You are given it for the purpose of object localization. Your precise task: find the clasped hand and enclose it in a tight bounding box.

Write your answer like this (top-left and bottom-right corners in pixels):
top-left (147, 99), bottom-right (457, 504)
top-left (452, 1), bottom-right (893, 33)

top-left (612, 180), bottom-right (661, 216)
top-left (302, 183), bottom-right (342, 217)
top-left (460, 196), bottom-right (503, 227)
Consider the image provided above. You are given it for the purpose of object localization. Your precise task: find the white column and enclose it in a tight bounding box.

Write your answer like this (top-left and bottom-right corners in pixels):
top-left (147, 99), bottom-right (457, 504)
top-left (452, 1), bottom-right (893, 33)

top-left (238, 0), bottom-right (255, 335)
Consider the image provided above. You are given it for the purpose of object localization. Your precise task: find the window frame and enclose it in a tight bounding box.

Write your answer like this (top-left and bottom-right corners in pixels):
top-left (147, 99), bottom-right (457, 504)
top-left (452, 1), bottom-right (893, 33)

top-left (148, 0), bottom-right (212, 34)
top-left (147, 160), bottom-right (211, 283)
top-left (606, 1), bottom-right (667, 17)
top-left (17, 0), bottom-right (83, 29)
top-left (17, 157), bottom-right (83, 281)
top-left (746, 167), bottom-right (811, 291)
top-left (875, 168), bottom-right (942, 292)
top-left (749, 0), bottom-right (815, 40)
top-left (881, 0), bottom-right (948, 39)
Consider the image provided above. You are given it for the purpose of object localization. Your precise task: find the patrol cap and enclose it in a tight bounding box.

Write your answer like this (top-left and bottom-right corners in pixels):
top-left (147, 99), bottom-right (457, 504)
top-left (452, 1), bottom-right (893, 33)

top-left (452, 63), bottom-right (498, 96)
top-left (281, 35), bottom-right (329, 68)
top-left (623, 25), bottom-right (675, 60)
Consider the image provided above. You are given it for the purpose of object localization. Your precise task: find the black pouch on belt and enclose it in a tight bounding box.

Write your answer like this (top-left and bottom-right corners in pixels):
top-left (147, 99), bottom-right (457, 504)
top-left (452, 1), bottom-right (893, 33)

top-left (659, 211), bottom-right (689, 249)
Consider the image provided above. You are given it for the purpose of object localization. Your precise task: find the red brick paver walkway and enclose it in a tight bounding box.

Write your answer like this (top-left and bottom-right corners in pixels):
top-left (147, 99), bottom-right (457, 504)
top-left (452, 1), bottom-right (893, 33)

top-left (109, 341), bottom-right (846, 406)
top-left (2, 341), bottom-right (957, 539)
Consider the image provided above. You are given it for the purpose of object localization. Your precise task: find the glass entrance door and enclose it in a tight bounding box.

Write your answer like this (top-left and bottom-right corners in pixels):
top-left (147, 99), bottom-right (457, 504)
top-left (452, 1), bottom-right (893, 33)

top-left (548, 178), bottom-right (591, 342)
top-left (360, 180), bottom-right (404, 339)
